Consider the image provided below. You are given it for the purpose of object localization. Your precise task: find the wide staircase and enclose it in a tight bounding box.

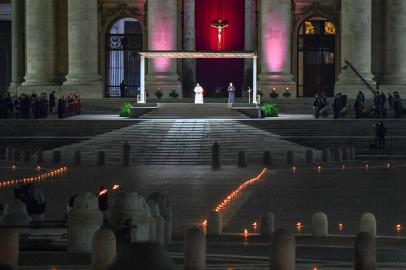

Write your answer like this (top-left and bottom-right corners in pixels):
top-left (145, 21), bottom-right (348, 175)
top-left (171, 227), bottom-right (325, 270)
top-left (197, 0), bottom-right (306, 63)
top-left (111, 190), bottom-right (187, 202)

top-left (140, 103), bottom-right (249, 119)
top-left (42, 120), bottom-right (319, 165)
top-left (246, 119), bottom-right (406, 157)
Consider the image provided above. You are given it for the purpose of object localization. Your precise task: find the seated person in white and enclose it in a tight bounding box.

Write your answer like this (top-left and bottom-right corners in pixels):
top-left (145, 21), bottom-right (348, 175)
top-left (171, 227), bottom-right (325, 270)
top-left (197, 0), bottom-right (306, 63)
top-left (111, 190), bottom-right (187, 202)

top-left (194, 83), bottom-right (204, 104)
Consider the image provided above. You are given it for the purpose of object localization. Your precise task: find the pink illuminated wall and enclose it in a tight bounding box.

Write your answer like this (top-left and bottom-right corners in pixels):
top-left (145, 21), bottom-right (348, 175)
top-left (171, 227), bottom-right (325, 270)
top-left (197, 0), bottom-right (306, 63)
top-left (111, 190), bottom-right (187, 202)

top-left (148, 1), bottom-right (176, 73)
top-left (261, 1), bottom-right (292, 76)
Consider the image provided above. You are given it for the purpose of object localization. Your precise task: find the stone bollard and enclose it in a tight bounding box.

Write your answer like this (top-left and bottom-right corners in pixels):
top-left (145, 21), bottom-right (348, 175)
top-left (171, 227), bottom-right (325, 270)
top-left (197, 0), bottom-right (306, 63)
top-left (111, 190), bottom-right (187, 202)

top-left (238, 151), bottom-right (247, 168)
top-left (0, 229), bottom-right (19, 270)
top-left (287, 151), bottom-right (295, 165)
top-left (360, 213), bottom-right (376, 237)
top-left (305, 149), bottom-right (314, 164)
top-left (108, 242), bottom-right (176, 270)
top-left (74, 150), bottom-right (81, 166)
top-left (260, 212), bottom-right (275, 237)
top-left (36, 150), bottom-right (44, 164)
top-left (109, 192), bottom-right (152, 242)
top-left (147, 200), bottom-right (165, 244)
top-left (148, 192), bottom-right (173, 245)
top-left (354, 232), bottom-right (376, 270)
top-left (22, 149), bottom-right (31, 162)
top-left (165, 209), bottom-right (173, 245)
top-left (271, 229), bottom-right (295, 270)
top-left (97, 151), bottom-right (105, 166)
top-left (322, 149), bottom-right (330, 162)
top-left (342, 147), bottom-right (350, 161)
top-left (311, 212), bottom-right (328, 237)
top-left (207, 210), bottom-right (222, 236)
top-left (333, 148), bottom-right (342, 162)
top-left (68, 193), bottom-right (104, 253)
top-left (53, 150), bottom-right (61, 164)
top-left (6, 147), bottom-right (13, 161)
top-left (212, 142), bottom-right (220, 169)
top-left (123, 141), bottom-right (130, 166)
top-left (92, 228), bottom-right (117, 270)
top-left (350, 147), bottom-right (356, 160)
top-left (263, 151), bottom-right (272, 168)
top-left (184, 227), bottom-right (206, 270)
top-left (0, 199), bottom-right (32, 226)
top-left (12, 148), bottom-right (21, 162)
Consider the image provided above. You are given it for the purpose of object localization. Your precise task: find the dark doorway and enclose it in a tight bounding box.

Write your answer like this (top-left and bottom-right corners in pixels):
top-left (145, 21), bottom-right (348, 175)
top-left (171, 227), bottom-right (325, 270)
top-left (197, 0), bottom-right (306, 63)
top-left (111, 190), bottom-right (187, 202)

top-left (298, 18), bottom-right (336, 97)
top-left (0, 20), bottom-right (11, 94)
top-left (106, 18), bottom-right (143, 97)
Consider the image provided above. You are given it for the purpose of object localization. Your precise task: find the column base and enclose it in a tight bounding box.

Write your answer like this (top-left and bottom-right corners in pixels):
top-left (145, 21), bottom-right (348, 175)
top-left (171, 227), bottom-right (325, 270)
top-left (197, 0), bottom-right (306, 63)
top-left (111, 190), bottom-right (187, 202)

top-left (61, 84), bottom-right (104, 99)
top-left (380, 84), bottom-right (406, 95)
top-left (146, 73), bottom-right (183, 99)
top-left (335, 82), bottom-right (377, 99)
top-left (63, 74), bottom-right (102, 86)
top-left (22, 75), bottom-right (60, 86)
top-left (258, 72), bottom-right (296, 99)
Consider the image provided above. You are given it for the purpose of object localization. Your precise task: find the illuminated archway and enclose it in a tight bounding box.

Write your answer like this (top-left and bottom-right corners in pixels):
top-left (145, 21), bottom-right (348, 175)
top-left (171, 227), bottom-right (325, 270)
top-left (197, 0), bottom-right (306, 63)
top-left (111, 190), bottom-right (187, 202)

top-left (297, 17), bottom-right (337, 97)
top-left (105, 18), bottom-right (143, 97)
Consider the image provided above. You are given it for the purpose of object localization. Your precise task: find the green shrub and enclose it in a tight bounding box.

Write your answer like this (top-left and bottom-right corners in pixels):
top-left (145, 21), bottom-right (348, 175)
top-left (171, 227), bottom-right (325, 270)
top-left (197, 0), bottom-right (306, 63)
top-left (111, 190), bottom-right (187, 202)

top-left (119, 102), bottom-right (132, 117)
top-left (260, 103), bottom-right (279, 117)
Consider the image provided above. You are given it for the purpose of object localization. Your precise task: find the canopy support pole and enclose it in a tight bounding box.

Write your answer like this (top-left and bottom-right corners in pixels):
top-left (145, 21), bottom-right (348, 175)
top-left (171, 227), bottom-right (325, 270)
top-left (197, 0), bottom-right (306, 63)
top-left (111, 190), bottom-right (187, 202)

top-left (139, 55), bottom-right (146, 103)
top-left (253, 57), bottom-right (257, 104)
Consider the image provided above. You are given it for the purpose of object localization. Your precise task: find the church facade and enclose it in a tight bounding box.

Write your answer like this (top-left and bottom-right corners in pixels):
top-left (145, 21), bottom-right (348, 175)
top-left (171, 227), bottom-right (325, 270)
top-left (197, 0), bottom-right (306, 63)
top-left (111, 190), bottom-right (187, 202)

top-left (0, 0), bottom-right (405, 99)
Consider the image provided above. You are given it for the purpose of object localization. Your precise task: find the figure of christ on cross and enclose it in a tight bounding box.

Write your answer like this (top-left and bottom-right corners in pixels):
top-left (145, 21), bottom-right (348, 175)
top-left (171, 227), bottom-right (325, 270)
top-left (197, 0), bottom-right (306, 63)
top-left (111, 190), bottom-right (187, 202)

top-left (211, 19), bottom-right (229, 49)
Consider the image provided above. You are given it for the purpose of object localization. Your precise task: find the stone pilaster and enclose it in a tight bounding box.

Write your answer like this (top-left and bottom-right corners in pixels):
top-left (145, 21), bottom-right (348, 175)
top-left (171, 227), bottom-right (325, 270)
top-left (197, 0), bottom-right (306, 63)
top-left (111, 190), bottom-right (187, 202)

top-left (23, 0), bottom-right (59, 86)
top-left (182, 0), bottom-right (195, 97)
top-left (146, 0), bottom-right (182, 98)
top-left (243, 0), bottom-right (256, 95)
top-left (258, 0), bottom-right (295, 97)
top-left (9, 0), bottom-right (24, 93)
top-left (63, 0), bottom-right (102, 98)
top-left (336, 0), bottom-right (376, 98)
top-left (381, 0), bottom-right (406, 92)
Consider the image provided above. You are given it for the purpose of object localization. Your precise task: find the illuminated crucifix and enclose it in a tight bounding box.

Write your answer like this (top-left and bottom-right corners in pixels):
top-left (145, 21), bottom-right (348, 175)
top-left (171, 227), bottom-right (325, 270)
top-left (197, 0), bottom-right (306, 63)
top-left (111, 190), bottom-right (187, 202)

top-left (211, 19), bottom-right (229, 49)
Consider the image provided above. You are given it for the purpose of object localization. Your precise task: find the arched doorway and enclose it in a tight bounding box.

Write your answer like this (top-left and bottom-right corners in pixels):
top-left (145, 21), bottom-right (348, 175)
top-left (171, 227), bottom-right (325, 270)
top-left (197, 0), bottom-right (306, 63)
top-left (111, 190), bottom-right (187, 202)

top-left (297, 17), bottom-right (336, 97)
top-left (105, 18), bottom-right (143, 97)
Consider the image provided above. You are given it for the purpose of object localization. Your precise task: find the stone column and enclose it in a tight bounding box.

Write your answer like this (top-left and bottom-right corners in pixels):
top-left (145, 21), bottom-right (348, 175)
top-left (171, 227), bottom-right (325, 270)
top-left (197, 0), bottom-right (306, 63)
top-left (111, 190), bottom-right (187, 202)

top-left (147, 0), bottom-right (182, 97)
top-left (9, 0), bottom-right (25, 92)
top-left (336, 0), bottom-right (376, 98)
top-left (23, 0), bottom-right (59, 86)
top-left (63, 0), bottom-right (102, 98)
top-left (381, 0), bottom-right (406, 92)
top-left (258, 0), bottom-right (295, 96)
top-left (182, 0), bottom-right (195, 97)
top-left (243, 0), bottom-right (256, 95)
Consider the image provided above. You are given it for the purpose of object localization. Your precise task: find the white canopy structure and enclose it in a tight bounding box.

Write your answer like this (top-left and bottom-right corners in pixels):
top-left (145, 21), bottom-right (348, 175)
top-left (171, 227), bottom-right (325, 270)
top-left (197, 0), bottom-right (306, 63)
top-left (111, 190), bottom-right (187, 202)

top-left (138, 51), bottom-right (258, 104)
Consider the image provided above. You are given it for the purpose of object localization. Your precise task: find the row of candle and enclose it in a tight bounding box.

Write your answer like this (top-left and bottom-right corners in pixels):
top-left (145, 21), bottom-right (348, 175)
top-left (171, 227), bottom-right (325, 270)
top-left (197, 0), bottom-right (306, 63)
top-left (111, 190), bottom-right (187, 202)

top-left (0, 166), bottom-right (68, 189)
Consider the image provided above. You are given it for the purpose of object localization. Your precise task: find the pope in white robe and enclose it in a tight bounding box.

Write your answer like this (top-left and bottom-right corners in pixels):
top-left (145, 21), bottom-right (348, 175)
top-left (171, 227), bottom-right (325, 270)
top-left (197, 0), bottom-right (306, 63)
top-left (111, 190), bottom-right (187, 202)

top-left (194, 83), bottom-right (204, 104)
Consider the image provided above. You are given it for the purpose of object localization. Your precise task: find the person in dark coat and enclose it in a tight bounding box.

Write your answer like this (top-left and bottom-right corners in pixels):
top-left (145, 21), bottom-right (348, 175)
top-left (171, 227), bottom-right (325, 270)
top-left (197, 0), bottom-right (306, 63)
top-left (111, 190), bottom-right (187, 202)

top-left (49, 91), bottom-right (56, 113)
top-left (333, 93), bottom-right (342, 119)
top-left (379, 91), bottom-right (387, 118)
top-left (57, 97), bottom-right (66, 119)
top-left (393, 91), bottom-right (404, 118)
top-left (375, 121), bottom-right (387, 149)
top-left (354, 91), bottom-right (365, 119)
top-left (313, 93), bottom-right (321, 119)
top-left (120, 80), bottom-right (127, 98)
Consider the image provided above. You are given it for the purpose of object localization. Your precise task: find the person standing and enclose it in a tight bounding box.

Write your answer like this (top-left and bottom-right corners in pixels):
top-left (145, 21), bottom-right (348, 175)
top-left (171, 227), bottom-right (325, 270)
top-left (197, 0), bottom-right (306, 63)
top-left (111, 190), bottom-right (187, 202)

top-left (313, 93), bottom-right (321, 119)
top-left (393, 91), bottom-right (404, 118)
top-left (227, 82), bottom-right (236, 104)
top-left (375, 121), bottom-right (387, 149)
top-left (333, 93), bottom-right (342, 119)
top-left (120, 80), bottom-right (127, 98)
top-left (354, 91), bottom-right (365, 119)
top-left (49, 91), bottom-right (56, 113)
top-left (194, 83), bottom-right (204, 104)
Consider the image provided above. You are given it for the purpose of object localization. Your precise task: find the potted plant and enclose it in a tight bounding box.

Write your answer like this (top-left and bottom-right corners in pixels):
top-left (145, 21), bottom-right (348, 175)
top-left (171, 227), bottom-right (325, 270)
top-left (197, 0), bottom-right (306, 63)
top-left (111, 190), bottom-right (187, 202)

top-left (282, 87), bottom-right (292, 98)
top-left (155, 89), bottom-right (163, 99)
top-left (169, 89), bottom-right (179, 99)
top-left (119, 102), bottom-right (132, 117)
top-left (270, 88), bottom-right (279, 99)
top-left (260, 103), bottom-right (279, 117)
